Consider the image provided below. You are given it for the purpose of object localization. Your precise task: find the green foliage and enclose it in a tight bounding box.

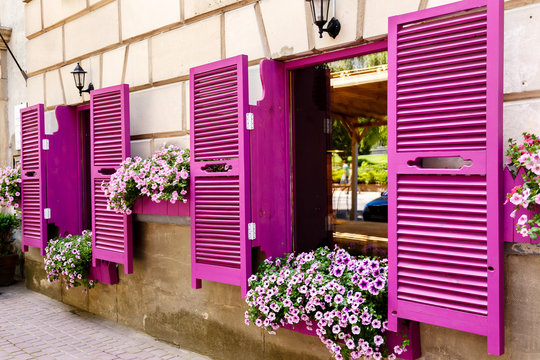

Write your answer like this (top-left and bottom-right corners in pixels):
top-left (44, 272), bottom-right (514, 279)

top-left (332, 120), bottom-right (352, 158)
top-left (327, 52), bottom-right (388, 72)
top-left (359, 125), bottom-right (387, 155)
top-left (332, 156), bottom-right (388, 185)
top-left (0, 213), bottom-right (20, 256)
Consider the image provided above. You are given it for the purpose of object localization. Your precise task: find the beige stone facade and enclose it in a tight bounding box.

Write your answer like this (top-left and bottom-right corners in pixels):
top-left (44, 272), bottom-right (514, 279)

top-left (2, 0), bottom-right (540, 359)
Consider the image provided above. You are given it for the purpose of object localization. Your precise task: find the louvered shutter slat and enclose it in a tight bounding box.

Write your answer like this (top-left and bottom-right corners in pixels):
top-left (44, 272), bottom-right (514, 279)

top-left (90, 84), bottom-right (133, 274)
top-left (20, 104), bottom-right (47, 255)
top-left (388, 0), bottom-right (503, 355)
top-left (190, 55), bottom-right (251, 296)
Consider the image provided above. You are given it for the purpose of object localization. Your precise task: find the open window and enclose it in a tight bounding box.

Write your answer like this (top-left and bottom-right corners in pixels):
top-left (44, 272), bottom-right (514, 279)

top-left (291, 52), bottom-right (389, 258)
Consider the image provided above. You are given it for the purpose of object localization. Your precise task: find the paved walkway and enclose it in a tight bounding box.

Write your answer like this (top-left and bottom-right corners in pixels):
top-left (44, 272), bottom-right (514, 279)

top-left (0, 282), bottom-right (210, 360)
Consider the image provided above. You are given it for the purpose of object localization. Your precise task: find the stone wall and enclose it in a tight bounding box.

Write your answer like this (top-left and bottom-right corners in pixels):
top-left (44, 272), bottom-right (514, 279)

top-left (24, 221), bottom-right (331, 360)
top-left (13, 0), bottom-right (540, 359)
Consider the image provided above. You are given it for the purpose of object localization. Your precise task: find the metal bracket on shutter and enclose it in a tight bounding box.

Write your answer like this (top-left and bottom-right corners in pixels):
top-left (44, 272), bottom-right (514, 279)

top-left (44, 208), bottom-right (51, 220)
top-left (246, 113), bottom-right (254, 130)
top-left (324, 118), bottom-right (332, 134)
top-left (42, 139), bottom-right (49, 150)
top-left (248, 223), bottom-right (256, 241)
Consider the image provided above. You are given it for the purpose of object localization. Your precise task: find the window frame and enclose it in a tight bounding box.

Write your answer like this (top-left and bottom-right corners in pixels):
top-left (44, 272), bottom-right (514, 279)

top-left (282, 40), bottom-right (389, 254)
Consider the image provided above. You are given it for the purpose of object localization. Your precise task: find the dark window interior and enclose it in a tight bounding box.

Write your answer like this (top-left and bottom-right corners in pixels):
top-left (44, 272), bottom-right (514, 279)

top-left (78, 109), bottom-right (92, 231)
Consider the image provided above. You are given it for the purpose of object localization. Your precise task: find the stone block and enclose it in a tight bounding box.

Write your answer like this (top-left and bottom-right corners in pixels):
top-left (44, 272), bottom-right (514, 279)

top-left (225, 5), bottom-right (265, 60)
top-left (88, 282), bottom-right (118, 322)
top-left (248, 64), bottom-right (262, 106)
top-left (363, 0), bottom-right (420, 40)
top-left (131, 139), bottom-right (153, 159)
top-left (42, 0), bottom-right (86, 29)
top-left (260, 0), bottom-right (310, 58)
top-left (152, 135), bottom-right (190, 153)
top-left (184, 80), bottom-right (190, 131)
top-left (26, 27), bottom-right (63, 73)
top-left (121, 0), bottom-right (180, 40)
top-left (313, 0), bottom-right (358, 50)
top-left (24, 257), bottom-right (62, 302)
top-left (64, 1), bottom-right (119, 61)
top-left (124, 40), bottom-right (149, 87)
top-left (151, 16), bottom-right (221, 81)
top-left (129, 83), bottom-right (183, 135)
top-left (184, 0), bottom-right (242, 20)
top-left (25, 0), bottom-right (42, 36)
top-left (504, 3), bottom-right (540, 93)
top-left (264, 328), bottom-right (329, 360)
top-left (61, 281), bottom-right (89, 311)
top-left (45, 69), bottom-right (64, 107)
top-left (427, 0), bottom-right (457, 7)
top-left (101, 45), bottom-right (126, 88)
top-left (503, 98), bottom-right (540, 152)
top-left (27, 74), bottom-right (44, 105)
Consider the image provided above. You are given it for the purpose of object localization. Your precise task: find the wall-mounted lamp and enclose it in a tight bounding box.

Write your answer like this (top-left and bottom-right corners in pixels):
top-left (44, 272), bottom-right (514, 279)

top-left (306, 0), bottom-right (341, 39)
top-left (71, 63), bottom-right (94, 96)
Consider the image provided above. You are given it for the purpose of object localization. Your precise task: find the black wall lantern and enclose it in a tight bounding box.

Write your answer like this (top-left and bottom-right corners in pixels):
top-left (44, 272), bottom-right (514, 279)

top-left (306, 0), bottom-right (341, 39)
top-left (71, 63), bottom-right (94, 96)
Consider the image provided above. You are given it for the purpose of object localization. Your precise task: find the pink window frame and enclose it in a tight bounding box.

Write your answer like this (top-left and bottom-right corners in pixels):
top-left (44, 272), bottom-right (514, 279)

top-left (282, 40), bottom-right (388, 253)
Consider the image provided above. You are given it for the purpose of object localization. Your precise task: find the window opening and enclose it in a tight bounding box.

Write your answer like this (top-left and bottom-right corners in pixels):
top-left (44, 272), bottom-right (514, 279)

top-left (291, 51), bottom-right (389, 257)
top-left (78, 108), bottom-right (92, 231)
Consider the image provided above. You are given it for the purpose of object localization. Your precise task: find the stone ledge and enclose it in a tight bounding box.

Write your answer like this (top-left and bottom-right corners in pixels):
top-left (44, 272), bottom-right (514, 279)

top-left (505, 242), bottom-right (540, 255)
top-left (0, 27), bottom-right (12, 50)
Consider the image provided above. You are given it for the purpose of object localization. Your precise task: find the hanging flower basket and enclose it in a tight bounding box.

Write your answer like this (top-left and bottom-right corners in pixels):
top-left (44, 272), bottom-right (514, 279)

top-left (245, 246), bottom-right (412, 360)
top-left (0, 165), bottom-right (21, 209)
top-left (102, 145), bottom-right (189, 215)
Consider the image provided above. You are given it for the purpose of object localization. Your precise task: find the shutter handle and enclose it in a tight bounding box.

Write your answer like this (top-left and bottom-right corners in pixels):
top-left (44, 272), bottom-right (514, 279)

top-left (98, 168), bottom-right (116, 175)
top-left (201, 163), bottom-right (233, 173)
top-left (24, 171), bottom-right (36, 177)
top-left (407, 156), bottom-right (472, 170)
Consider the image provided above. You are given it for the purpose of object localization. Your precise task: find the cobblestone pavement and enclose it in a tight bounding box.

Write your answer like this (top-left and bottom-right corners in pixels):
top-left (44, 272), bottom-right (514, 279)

top-left (0, 282), bottom-right (210, 360)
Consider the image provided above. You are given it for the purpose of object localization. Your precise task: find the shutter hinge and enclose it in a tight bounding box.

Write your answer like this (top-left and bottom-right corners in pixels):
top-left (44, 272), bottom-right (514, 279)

top-left (246, 113), bottom-right (254, 130)
top-left (248, 222), bottom-right (256, 241)
top-left (42, 139), bottom-right (49, 150)
top-left (44, 208), bottom-right (51, 220)
top-left (324, 118), bottom-right (332, 134)
top-left (326, 215), bottom-right (334, 232)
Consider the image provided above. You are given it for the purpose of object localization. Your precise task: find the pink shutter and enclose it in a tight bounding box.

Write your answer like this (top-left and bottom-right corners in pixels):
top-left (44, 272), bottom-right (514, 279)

top-left (249, 59), bottom-right (289, 259)
top-left (387, 0), bottom-right (504, 355)
top-left (90, 84), bottom-right (133, 274)
top-left (190, 55), bottom-right (251, 296)
top-left (20, 104), bottom-right (47, 255)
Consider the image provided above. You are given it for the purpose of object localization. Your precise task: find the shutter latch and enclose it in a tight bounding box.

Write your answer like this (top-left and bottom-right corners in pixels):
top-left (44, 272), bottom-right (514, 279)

top-left (42, 139), bottom-right (49, 150)
top-left (248, 222), bottom-right (256, 241)
top-left (324, 118), bottom-right (332, 134)
top-left (246, 113), bottom-right (254, 130)
top-left (44, 208), bottom-right (51, 220)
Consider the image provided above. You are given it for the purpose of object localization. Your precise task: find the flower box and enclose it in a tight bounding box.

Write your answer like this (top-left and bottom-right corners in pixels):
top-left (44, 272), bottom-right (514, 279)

top-left (132, 196), bottom-right (189, 217)
top-left (282, 320), bottom-right (421, 360)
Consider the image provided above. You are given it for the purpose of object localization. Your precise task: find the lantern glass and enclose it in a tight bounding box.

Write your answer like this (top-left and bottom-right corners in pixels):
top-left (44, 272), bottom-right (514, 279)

top-left (308, 0), bottom-right (330, 26)
top-left (307, 0), bottom-right (332, 38)
top-left (71, 63), bottom-right (87, 90)
top-left (74, 72), bottom-right (85, 89)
